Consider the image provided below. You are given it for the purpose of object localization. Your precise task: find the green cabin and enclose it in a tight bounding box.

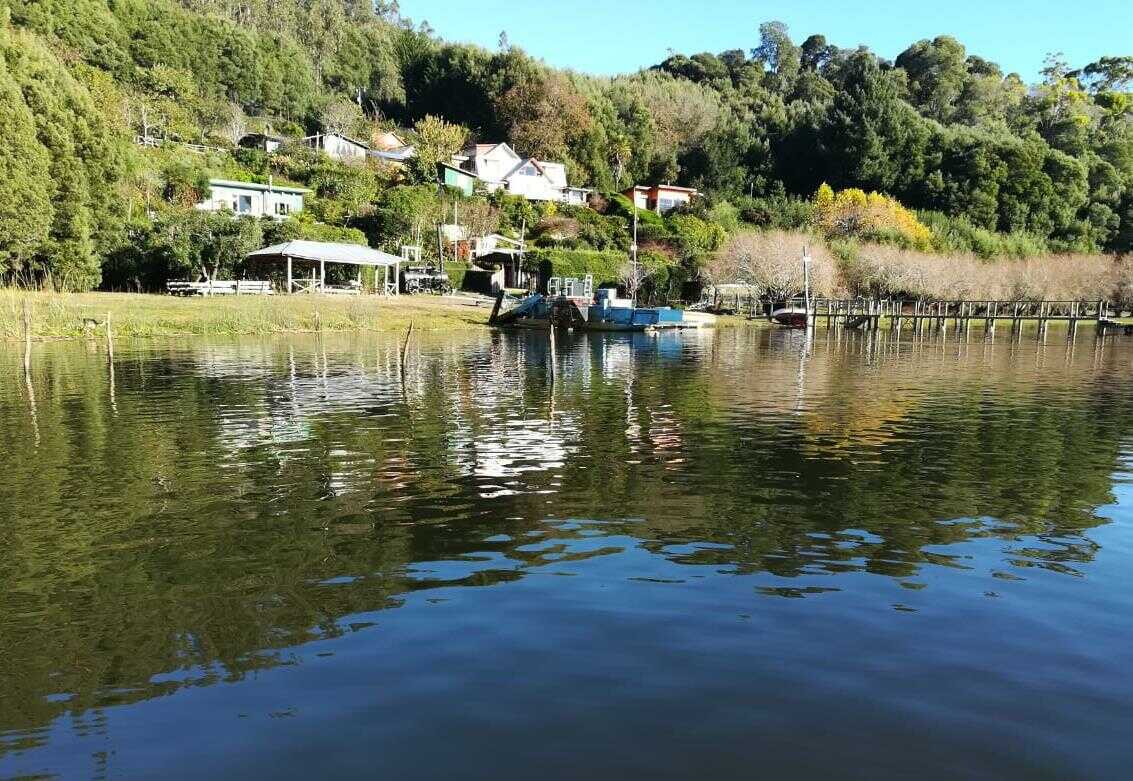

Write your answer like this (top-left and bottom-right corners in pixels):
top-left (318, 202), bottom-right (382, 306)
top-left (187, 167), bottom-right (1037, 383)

top-left (439, 163), bottom-right (477, 196)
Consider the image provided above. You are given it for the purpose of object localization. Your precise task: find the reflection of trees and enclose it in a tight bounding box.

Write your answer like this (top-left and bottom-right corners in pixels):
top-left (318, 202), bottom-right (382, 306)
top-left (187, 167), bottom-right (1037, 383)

top-left (1, 329), bottom-right (1130, 748)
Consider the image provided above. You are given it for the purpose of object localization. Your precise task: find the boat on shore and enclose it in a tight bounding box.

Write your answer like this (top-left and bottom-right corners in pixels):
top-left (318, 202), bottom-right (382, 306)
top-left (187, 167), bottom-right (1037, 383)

top-left (770, 305), bottom-right (809, 328)
top-left (490, 288), bottom-right (716, 332)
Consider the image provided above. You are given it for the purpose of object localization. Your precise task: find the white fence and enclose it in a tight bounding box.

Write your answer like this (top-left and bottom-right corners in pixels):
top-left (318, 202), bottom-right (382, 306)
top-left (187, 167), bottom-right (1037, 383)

top-left (167, 280), bottom-right (274, 296)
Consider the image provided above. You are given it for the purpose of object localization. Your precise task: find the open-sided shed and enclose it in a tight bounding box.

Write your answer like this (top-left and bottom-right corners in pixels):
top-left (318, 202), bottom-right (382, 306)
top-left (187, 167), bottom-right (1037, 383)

top-left (246, 240), bottom-right (402, 295)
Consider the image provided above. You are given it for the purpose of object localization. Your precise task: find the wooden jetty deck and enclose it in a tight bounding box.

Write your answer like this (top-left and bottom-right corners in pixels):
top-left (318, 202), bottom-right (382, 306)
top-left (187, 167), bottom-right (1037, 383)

top-left (750, 298), bottom-right (1130, 338)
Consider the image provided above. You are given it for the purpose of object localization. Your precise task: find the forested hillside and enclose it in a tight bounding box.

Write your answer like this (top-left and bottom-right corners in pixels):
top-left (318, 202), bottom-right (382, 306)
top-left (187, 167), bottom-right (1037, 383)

top-left (0, 0), bottom-right (1130, 292)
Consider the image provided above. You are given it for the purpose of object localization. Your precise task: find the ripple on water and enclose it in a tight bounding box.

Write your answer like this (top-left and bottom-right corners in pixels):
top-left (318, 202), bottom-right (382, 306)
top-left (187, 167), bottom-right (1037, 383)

top-left (1, 329), bottom-right (1133, 778)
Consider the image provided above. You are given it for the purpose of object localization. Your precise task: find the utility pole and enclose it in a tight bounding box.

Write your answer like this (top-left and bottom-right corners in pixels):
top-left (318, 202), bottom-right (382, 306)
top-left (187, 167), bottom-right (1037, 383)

top-left (631, 205), bottom-right (639, 307)
top-left (519, 217), bottom-right (527, 289)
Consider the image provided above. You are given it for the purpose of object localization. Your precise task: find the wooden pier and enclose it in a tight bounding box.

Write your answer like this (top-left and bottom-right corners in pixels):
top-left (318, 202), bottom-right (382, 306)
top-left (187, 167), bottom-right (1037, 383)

top-left (751, 298), bottom-right (1128, 338)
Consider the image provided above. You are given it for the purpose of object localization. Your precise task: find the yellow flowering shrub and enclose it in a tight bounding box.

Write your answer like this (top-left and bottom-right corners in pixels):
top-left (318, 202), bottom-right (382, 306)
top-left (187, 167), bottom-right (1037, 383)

top-left (813, 183), bottom-right (932, 250)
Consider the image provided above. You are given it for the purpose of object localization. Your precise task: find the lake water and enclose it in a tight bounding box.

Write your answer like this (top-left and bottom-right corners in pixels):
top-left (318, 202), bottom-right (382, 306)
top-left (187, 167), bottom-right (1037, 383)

top-left (3, 327), bottom-right (1133, 779)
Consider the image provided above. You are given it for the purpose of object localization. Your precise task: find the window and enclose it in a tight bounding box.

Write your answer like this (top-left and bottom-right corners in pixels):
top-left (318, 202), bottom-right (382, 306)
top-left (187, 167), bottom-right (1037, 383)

top-left (658, 198), bottom-right (677, 213)
top-left (275, 201), bottom-right (291, 216)
top-left (520, 164), bottom-right (538, 176)
top-left (237, 195), bottom-right (253, 214)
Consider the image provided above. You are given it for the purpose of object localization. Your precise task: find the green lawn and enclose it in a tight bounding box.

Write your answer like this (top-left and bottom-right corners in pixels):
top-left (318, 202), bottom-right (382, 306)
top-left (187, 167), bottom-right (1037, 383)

top-left (1, 290), bottom-right (493, 341)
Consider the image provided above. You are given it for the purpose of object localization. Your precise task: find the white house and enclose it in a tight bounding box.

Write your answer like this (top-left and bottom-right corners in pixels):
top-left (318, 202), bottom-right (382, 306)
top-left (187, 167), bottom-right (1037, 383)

top-left (304, 130), bottom-right (417, 167)
top-left (303, 132), bottom-right (370, 162)
top-left (197, 179), bottom-right (310, 219)
top-left (453, 143), bottom-right (589, 204)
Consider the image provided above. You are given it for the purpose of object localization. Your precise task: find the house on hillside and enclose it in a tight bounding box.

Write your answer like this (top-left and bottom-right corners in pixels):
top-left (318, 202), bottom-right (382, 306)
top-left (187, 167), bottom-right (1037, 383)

top-left (370, 130), bottom-right (417, 165)
top-left (373, 131), bottom-right (407, 151)
top-left (624, 184), bottom-right (699, 214)
top-left (303, 132), bottom-right (370, 162)
top-left (439, 162), bottom-right (478, 196)
top-left (452, 143), bottom-right (590, 205)
top-left (304, 130), bottom-right (417, 167)
top-left (197, 179), bottom-right (310, 219)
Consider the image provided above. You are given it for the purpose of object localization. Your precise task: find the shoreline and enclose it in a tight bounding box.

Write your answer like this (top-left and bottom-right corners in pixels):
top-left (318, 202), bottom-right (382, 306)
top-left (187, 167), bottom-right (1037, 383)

top-left (1, 290), bottom-right (757, 343)
top-left (1, 290), bottom-right (495, 342)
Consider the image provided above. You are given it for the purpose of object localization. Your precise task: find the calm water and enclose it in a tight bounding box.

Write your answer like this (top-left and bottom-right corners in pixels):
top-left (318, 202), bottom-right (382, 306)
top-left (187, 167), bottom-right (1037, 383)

top-left (3, 327), bottom-right (1133, 779)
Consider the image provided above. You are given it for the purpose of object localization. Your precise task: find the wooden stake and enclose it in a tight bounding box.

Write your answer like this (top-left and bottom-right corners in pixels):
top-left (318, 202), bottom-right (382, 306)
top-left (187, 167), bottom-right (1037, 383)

top-left (22, 299), bottom-right (32, 375)
top-left (400, 321), bottom-right (414, 383)
top-left (548, 320), bottom-right (557, 383)
top-left (105, 311), bottom-right (114, 362)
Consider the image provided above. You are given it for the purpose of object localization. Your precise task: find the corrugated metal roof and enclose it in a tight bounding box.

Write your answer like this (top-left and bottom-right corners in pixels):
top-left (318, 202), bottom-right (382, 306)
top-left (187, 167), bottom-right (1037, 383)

top-left (209, 179), bottom-right (311, 194)
top-left (246, 241), bottom-right (403, 267)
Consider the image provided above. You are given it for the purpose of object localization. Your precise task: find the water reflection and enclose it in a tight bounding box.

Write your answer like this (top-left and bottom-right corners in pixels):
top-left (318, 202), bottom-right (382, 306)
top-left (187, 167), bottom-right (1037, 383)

top-left (2, 327), bottom-right (1133, 778)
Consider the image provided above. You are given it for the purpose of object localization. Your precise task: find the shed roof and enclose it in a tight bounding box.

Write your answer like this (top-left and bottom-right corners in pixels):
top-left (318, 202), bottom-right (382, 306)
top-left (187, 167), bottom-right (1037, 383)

top-left (210, 178), bottom-right (310, 194)
top-left (246, 241), bottom-right (403, 267)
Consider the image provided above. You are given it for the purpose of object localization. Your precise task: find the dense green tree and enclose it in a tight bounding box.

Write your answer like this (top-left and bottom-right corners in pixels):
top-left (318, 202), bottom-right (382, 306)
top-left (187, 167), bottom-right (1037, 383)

top-left (895, 36), bottom-right (969, 122)
top-left (819, 50), bottom-right (931, 193)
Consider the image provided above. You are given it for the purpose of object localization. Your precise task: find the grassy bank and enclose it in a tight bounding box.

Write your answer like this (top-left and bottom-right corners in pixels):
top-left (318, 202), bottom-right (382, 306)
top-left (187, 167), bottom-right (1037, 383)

top-left (1, 290), bottom-right (492, 341)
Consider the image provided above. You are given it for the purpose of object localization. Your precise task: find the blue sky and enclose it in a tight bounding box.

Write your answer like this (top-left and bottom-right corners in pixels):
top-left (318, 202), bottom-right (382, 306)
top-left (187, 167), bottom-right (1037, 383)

top-left (398, 0), bottom-right (1132, 82)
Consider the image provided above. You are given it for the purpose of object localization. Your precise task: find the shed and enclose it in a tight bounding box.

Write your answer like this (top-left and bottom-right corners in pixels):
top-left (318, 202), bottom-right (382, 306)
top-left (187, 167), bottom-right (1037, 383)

top-left (246, 240), bottom-right (403, 295)
top-left (439, 162), bottom-right (477, 196)
top-left (239, 133), bottom-right (283, 153)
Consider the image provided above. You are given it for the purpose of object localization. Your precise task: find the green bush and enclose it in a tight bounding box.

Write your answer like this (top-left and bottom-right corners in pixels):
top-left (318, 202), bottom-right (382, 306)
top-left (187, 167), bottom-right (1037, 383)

top-left (667, 213), bottom-right (726, 257)
top-left (736, 195), bottom-right (815, 230)
top-left (919, 210), bottom-right (1049, 259)
top-left (606, 193), bottom-right (666, 227)
top-left (444, 262), bottom-right (467, 291)
top-left (523, 248), bottom-right (626, 290)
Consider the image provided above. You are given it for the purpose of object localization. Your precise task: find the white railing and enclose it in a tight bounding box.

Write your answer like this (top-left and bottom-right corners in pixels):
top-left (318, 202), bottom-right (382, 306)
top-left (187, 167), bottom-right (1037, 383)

top-left (167, 280), bottom-right (274, 296)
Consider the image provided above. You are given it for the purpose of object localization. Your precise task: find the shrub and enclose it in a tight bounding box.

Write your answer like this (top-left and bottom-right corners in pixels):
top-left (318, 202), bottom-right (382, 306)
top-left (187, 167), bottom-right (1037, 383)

top-left (919, 210), bottom-right (1050, 259)
top-left (813, 184), bottom-right (932, 250)
top-left (606, 192), bottom-right (666, 227)
top-left (737, 195), bottom-right (816, 230)
top-left (667, 213), bottom-right (726, 257)
top-left (523, 248), bottom-right (626, 290)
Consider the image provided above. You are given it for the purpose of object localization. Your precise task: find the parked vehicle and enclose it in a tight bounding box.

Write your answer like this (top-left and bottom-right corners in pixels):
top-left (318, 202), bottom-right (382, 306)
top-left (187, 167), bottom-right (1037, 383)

top-left (401, 266), bottom-right (451, 295)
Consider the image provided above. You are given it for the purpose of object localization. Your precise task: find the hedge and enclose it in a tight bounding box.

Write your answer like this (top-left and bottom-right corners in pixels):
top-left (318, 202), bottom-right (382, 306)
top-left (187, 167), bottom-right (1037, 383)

top-left (523, 248), bottom-right (626, 290)
top-left (444, 262), bottom-right (468, 291)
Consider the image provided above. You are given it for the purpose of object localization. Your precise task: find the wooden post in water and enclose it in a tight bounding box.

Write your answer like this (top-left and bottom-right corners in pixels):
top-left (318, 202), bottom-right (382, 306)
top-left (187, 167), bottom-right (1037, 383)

top-left (22, 303), bottom-right (39, 443)
top-left (400, 321), bottom-right (414, 384)
top-left (22, 299), bottom-right (32, 375)
top-left (488, 291), bottom-right (505, 326)
top-left (548, 320), bottom-right (557, 384)
top-left (105, 311), bottom-right (114, 362)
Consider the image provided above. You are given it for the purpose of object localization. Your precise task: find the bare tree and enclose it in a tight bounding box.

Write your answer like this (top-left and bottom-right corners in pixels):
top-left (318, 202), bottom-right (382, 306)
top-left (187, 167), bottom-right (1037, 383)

top-left (619, 260), bottom-right (652, 304)
top-left (721, 231), bottom-right (836, 301)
